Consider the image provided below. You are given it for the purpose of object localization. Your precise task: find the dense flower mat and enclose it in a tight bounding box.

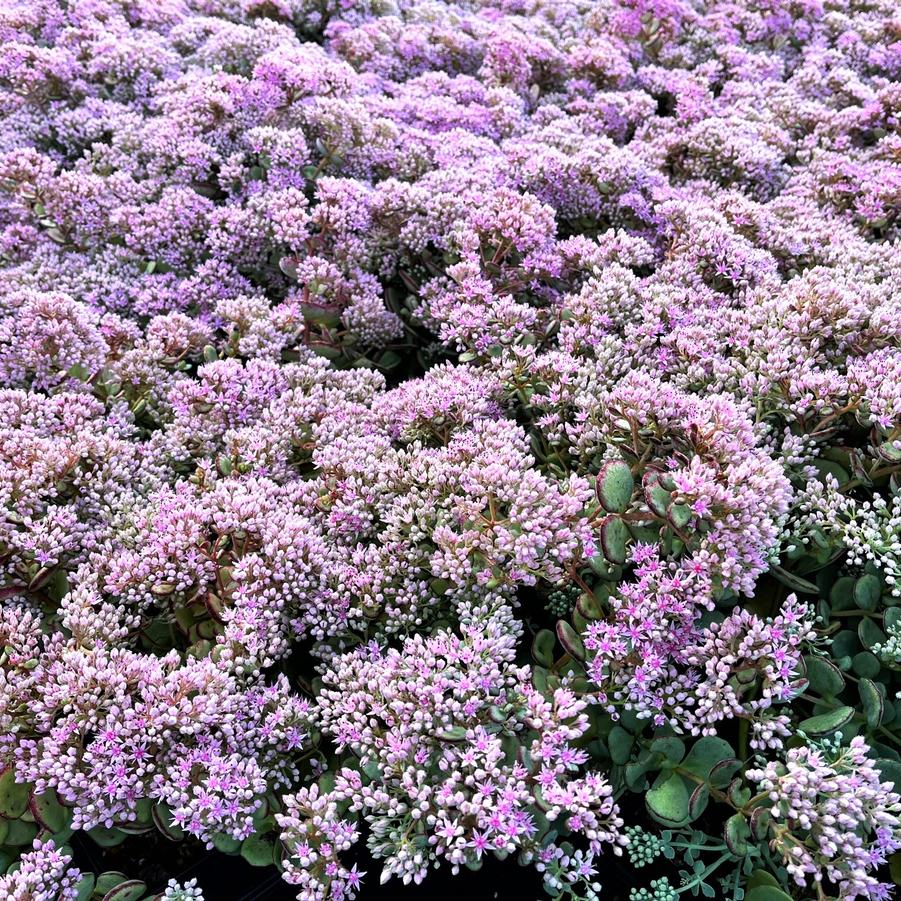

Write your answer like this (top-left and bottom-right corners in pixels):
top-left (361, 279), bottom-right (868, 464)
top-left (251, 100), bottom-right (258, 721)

top-left (1, 0), bottom-right (901, 898)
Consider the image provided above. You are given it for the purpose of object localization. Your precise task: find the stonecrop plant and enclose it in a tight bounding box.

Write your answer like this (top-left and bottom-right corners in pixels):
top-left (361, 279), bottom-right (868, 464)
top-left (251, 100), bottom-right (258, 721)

top-left (0, 0), bottom-right (900, 899)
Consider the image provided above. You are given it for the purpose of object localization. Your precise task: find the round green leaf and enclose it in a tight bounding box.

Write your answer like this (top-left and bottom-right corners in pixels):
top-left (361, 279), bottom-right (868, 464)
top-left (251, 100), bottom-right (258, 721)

top-left (645, 482), bottom-right (671, 517)
top-left (709, 757), bottom-right (743, 789)
top-left (87, 825), bottom-right (128, 847)
top-left (860, 678), bottom-right (885, 730)
top-left (102, 881), bottom-right (147, 901)
top-left (301, 303), bottom-right (342, 328)
top-left (649, 736), bottom-right (686, 764)
top-left (607, 725), bottom-right (633, 765)
top-left (532, 629), bottom-right (556, 667)
top-left (74, 875), bottom-right (96, 901)
top-left (576, 591), bottom-right (605, 620)
top-left (599, 515), bottom-right (629, 564)
top-left (832, 629), bottom-right (860, 659)
top-left (625, 759), bottom-right (652, 791)
top-left (680, 736), bottom-right (733, 779)
top-left (571, 607), bottom-right (589, 634)
top-left (4, 818), bottom-right (38, 846)
top-left (95, 874), bottom-right (129, 895)
top-left (377, 350), bottom-right (402, 371)
top-left (688, 782), bottom-right (709, 821)
top-left (362, 760), bottom-right (383, 781)
top-left (151, 802), bottom-right (184, 842)
top-left (211, 832), bottom-right (241, 854)
top-left (241, 833), bottom-right (276, 867)
top-left (804, 655), bottom-right (845, 696)
top-left (854, 574), bottom-right (882, 611)
top-left (556, 619), bottom-right (586, 661)
top-left (829, 576), bottom-right (856, 607)
top-left (750, 806), bottom-right (771, 841)
top-left (597, 460), bottom-right (634, 513)
top-left (667, 502), bottom-right (691, 529)
top-left (799, 705), bottom-right (855, 736)
top-left (852, 651), bottom-right (881, 679)
top-left (878, 441), bottom-right (901, 463)
top-left (747, 870), bottom-right (780, 890)
top-left (0, 768), bottom-right (30, 819)
top-left (723, 813), bottom-right (751, 857)
top-left (859, 617), bottom-right (887, 650)
top-left (646, 772), bottom-right (690, 827)
top-left (29, 790), bottom-right (69, 833)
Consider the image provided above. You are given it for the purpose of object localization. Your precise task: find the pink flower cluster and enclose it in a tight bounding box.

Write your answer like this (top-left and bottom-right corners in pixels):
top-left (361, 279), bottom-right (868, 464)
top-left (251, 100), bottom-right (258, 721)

top-left (0, 598), bottom-right (313, 846)
top-left (278, 600), bottom-right (625, 899)
top-left (0, 840), bottom-right (81, 901)
top-left (749, 737), bottom-right (901, 900)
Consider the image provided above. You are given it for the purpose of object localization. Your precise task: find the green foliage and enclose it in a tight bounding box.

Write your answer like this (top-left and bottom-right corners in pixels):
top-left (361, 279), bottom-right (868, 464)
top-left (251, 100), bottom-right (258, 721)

top-left (101, 881), bottom-right (148, 901)
top-left (0, 769), bottom-right (30, 819)
top-left (597, 460), bottom-right (635, 514)
top-left (556, 619), bottom-right (586, 661)
top-left (798, 706), bottom-right (855, 736)
top-left (532, 629), bottom-right (557, 667)
top-left (599, 515), bottom-right (629, 564)
top-left (647, 773), bottom-right (691, 827)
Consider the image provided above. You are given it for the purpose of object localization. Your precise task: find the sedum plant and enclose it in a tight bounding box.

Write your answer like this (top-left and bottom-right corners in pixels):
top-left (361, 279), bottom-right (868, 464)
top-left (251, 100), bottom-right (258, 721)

top-left (0, 0), bottom-right (900, 899)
